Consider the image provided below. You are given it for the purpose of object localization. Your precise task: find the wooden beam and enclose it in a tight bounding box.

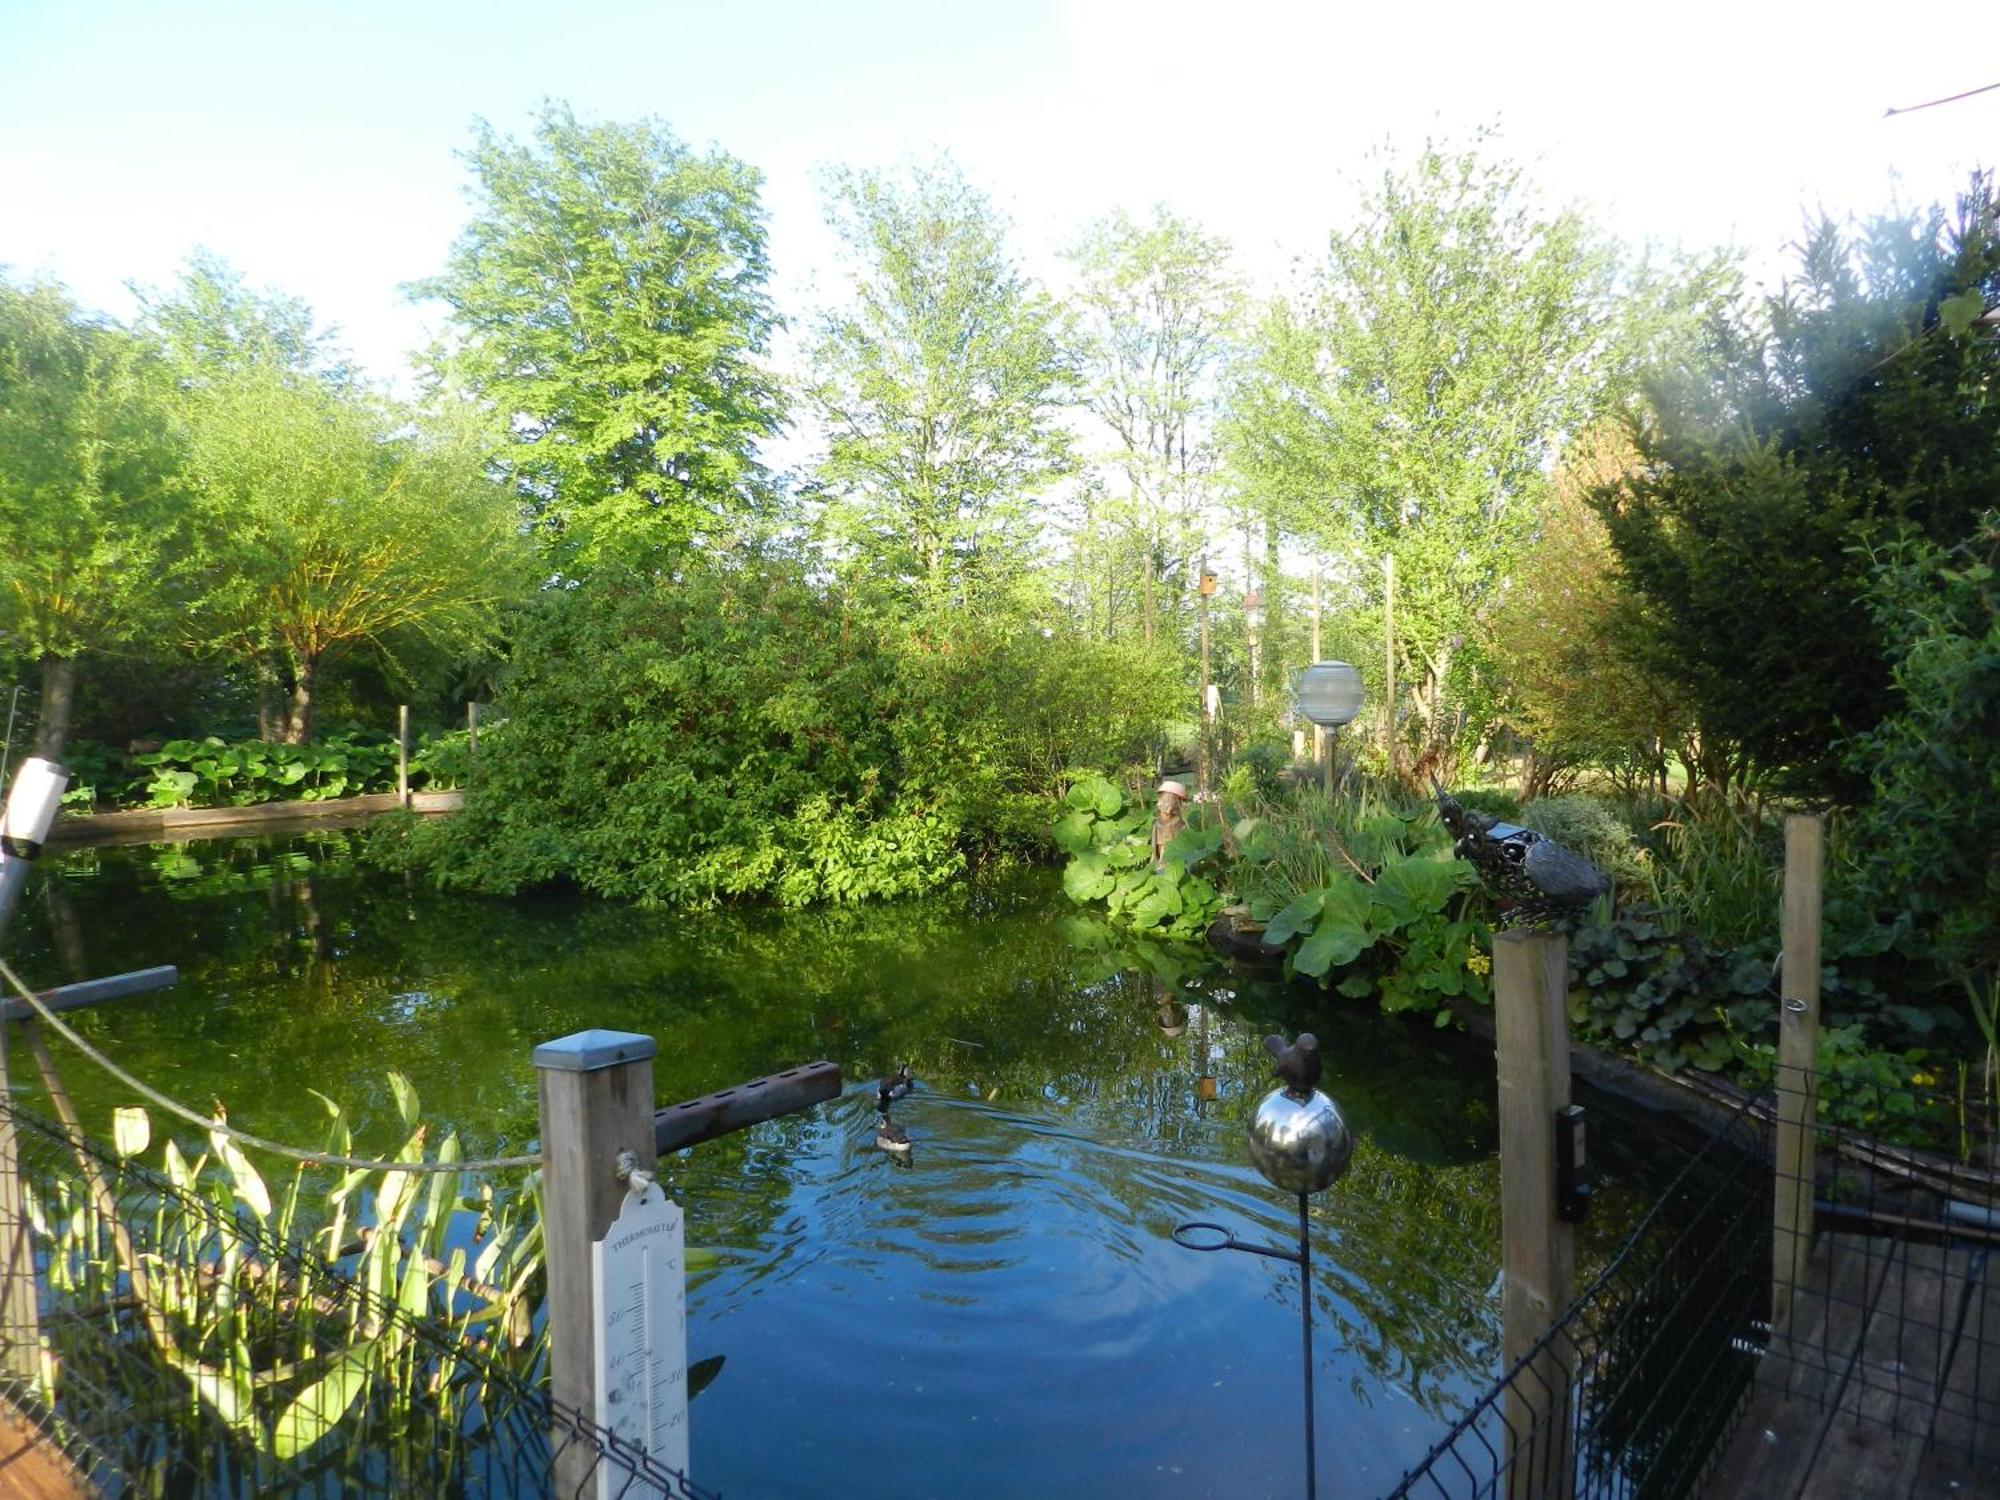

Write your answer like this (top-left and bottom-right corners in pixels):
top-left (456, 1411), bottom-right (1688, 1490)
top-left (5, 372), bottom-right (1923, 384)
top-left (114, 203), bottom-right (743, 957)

top-left (0, 966), bottom-right (178, 1023)
top-left (653, 1062), bottom-right (842, 1157)
top-left (1773, 813), bottom-right (1824, 1325)
top-left (1494, 927), bottom-right (1576, 1500)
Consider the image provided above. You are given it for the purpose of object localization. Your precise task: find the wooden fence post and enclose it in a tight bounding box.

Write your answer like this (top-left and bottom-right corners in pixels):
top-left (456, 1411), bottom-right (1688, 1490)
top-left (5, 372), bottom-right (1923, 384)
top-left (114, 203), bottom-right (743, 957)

top-left (536, 1029), bottom-right (657, 1495)
top-left (396, 705), bottom-right (410, 808)
top-left (1772, 814), bottom-right (1823, 1326)
top-left (467, 701), bottom-right (480, 758)
top-left (1494, 927), bottom-right (1576, 1500)
top-left (0, 1030), bottom-right (41, 1389)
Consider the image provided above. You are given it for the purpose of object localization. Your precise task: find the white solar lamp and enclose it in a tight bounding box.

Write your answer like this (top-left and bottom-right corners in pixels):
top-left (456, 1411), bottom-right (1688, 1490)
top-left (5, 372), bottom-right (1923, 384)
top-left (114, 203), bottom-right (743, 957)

top-left (1295, 662), bottom-right (1364, 797)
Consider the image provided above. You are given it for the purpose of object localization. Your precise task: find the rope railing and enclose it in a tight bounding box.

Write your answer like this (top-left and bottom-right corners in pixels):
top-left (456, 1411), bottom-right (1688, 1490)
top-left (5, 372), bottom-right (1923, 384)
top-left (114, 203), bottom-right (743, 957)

top-left (0, 955), bottom-right (542, 1176)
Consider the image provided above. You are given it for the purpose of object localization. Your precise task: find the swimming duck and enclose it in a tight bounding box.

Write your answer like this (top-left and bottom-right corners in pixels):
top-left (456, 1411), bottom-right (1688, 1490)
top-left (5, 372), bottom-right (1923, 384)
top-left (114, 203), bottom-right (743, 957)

top-left (877, 1065), bottom-right (915, 1111)
top-left (874, 1111), bottom-right (912, 1155)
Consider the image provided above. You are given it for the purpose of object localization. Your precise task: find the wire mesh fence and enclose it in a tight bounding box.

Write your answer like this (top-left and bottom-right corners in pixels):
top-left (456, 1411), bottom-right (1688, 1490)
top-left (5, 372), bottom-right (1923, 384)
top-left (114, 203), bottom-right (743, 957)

top-left (0, 1097), bottom-right (718, 1498)
top-left (1756, 1068), bottom-right (1998, 1478)
top-left (1385, 1098), bottom-right (1770, 1500)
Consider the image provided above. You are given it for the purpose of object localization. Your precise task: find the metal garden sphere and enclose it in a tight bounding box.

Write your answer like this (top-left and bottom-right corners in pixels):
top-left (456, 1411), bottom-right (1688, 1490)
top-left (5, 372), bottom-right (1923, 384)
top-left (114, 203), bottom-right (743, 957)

top-left (1246, 1087), bottom-right (1353, 1196)
top-left (1296, 662), bottom-right (1364, 729)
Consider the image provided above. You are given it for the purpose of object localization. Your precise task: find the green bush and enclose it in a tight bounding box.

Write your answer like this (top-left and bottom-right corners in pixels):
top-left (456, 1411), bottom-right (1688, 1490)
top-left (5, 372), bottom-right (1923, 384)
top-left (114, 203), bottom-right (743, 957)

top-left (1522, 793), bottom-right (1649, 895)
top-left (377, 562), bottom-right (1181, 906)
top-left (1054, 774), bottom-right (1224, 941)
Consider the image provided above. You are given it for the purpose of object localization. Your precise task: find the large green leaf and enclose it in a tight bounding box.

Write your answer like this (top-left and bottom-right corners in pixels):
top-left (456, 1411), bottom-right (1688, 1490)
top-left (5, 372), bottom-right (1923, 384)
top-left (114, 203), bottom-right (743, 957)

top-left (1051, 810), bottom-right (1096, 854)
top-left (1062, 851), bottom-right (1114, 903)
top-left (1261, 891), bottom-right (1324, 948)
top-left (1370, 853), bottom-right (1460, 928)
top-left (1163, 823), bottom-right (1223, 868)
top-left (271, 1349), bottom-right (372, 1460)
top-left (1293, 877), bottom-right (1375, 977)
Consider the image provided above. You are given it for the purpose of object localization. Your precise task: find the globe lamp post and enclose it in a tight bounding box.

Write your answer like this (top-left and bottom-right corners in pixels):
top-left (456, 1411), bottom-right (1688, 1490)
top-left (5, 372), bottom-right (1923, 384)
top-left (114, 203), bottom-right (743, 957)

top-left (1296, 661), bottom-right (1365, 798)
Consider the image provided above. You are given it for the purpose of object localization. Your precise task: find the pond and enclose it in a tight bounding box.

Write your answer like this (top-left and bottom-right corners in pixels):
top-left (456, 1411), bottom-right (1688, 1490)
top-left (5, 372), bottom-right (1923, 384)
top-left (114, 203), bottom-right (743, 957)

top-left (5, 831), bottom-right (1679, 1498)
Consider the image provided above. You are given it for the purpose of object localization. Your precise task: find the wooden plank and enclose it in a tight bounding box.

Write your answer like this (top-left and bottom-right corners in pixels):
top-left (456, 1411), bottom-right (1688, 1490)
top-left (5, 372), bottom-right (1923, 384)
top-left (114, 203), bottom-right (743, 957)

top-left (0, 966), bottom-right (178, 1023)
top-left (1493, 928), bottom-right (1575, 1500)
top-left (652, 1061), bottom-right (842, 1157)
top-left (0, 1401), bottom-right (95, 1500)
top-left (1773, 815), bottom-right (1823, 1326)
top-left (47, 790), bottom-right (462, 847)
top-left (1916, 1243), bottom-right (1999, 1490)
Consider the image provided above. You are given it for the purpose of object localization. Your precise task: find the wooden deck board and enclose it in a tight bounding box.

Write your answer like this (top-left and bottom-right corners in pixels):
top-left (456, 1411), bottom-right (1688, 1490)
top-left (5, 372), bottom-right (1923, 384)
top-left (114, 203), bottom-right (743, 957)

top-left (1706, 1233), bottom-right (2000, 1499)
top-left (0, 1402), bottom-right (95, 1500)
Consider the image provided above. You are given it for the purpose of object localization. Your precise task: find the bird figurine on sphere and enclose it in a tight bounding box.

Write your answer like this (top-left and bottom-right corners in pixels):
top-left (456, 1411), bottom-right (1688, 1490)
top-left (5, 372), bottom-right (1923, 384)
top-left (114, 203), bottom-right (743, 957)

top-left (1264, 1033), bottom-right (1322, 1101)
top-left (1432, 781), bottom-right (1610, 928)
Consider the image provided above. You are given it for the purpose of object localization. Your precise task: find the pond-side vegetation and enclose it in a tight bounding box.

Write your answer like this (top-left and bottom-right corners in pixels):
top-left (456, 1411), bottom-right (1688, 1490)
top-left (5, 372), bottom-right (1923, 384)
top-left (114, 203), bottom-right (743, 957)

top-left (11, 833), bottom-right (1679, 1495)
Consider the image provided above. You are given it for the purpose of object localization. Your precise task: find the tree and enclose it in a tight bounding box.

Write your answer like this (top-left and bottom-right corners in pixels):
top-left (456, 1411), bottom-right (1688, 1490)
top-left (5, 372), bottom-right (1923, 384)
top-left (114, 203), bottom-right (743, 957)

top-left (181, 366), bottom-right (526, 742)
top-left (138, 248), bottom-right (354, 388)
top-left (1228, 140), bottom-right (1621, 775)
top-left (417, 102), bottom-right (783, 575)
top-left (0, 279), bottom-right (184, 759)
top-left (806, 159), bottom-right (1074, 613)
top-left (1066, 208), bottom-right (1237, 645)
top-left (1597, 176), bottom-right (2000, 798)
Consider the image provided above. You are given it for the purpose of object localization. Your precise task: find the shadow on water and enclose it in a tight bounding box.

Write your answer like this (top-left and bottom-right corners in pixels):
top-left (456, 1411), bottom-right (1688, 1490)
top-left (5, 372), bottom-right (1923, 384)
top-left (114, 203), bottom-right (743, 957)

top-left (6, 832), bottom-right (1683, 1498)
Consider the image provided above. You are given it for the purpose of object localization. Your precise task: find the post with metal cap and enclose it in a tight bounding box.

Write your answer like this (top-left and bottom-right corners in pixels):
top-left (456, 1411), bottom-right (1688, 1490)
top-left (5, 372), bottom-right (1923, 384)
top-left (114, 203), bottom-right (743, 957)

top-left (1494, 927), bottom-right (1576, 1500)
top-left (536, 1028), bottom-right (658, 1494)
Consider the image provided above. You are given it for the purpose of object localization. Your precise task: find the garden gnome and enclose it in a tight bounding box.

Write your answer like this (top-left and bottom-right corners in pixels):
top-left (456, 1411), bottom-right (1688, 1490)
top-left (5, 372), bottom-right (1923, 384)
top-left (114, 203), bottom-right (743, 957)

top-left (1151, 778), bottom-right (1190, 866)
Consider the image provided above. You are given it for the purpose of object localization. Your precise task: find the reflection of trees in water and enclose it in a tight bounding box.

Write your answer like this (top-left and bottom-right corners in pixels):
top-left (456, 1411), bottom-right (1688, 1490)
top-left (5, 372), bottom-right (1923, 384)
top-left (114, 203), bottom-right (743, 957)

top-left (13, 836), bottom-right (1684, 1422)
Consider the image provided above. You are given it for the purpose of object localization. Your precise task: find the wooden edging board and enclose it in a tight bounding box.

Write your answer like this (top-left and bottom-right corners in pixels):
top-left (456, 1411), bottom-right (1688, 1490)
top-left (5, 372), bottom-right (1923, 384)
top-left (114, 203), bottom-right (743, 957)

top-left (46, 790), bottom-right (463, 848)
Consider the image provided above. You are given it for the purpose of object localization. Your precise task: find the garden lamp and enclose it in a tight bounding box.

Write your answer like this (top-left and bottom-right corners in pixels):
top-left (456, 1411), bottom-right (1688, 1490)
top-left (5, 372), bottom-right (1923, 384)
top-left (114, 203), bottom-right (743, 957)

top-left (1296, 662), bottom-right (1365, 797)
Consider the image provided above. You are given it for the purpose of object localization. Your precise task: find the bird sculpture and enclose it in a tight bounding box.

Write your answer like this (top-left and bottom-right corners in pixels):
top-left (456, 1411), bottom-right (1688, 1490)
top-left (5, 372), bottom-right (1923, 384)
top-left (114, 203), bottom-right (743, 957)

top-left (1432, 782), bottom-right (1610, 928)
top-left (1264, 1032), bottom-right (1322, 1101)
top-left (874, 1111), bottom-right (912, 1155)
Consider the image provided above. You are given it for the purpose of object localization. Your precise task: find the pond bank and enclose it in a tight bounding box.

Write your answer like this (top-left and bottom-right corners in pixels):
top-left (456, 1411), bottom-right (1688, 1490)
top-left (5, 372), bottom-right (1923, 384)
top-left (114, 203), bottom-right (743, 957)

top-left (46, 788), bottom-right (462, 848)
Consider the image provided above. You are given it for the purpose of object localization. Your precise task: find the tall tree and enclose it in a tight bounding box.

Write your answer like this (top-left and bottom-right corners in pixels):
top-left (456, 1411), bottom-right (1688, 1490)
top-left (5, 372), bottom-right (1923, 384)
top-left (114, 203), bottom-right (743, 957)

top-left (1067, 207), bottom-right (1237, 645)
top-left (806, 159), bottom-right (1074, 613)
top-left (1228, 140), bottom-right (1621, 774)
top-left (138, 249), bottom-right (355, 388)
top-left (0, 280), bottom-right (184, 759)
top-left (181, 367), bottom-right (526, 742)
top-left (417, 102), bottom-right (783, 575)
top-left (1598, 176), bottom-right (2000, 798)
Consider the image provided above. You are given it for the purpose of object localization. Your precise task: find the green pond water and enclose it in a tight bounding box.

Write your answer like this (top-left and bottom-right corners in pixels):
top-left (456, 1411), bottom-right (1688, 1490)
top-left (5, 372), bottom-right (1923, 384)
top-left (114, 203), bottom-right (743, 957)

top-left (5, 830), bottom-right (1680, 1498)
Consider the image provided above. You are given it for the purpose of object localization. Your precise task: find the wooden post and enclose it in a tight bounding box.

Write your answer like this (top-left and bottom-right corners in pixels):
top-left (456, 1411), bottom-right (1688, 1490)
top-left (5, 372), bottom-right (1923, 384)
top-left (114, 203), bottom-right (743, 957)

top-left (536, 1029), bottom-right (657, 1495)
top-left (1772, 814), bottom-right (1823, 1325)
top-left (1197, 564), bottom-right (1212, 800)
top-left (0, 1028), bottom-right (41, 1389)
top-left (467, 701), bottom-right (480, 758)
top-left (1494, 928), bottom-right (1576, 1500)
top-left (397, 705), bottom-right (410, 808)
top-left (1383, 554), bottom-right (1398, 782)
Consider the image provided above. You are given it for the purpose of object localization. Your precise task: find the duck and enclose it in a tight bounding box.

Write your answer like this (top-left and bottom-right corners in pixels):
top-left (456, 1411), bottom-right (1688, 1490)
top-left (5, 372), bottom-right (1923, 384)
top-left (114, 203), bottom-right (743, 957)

top-left (877, 1065), bottom-right (915, 1111)
top-left (874, 1111), bottom-right (912, 1155)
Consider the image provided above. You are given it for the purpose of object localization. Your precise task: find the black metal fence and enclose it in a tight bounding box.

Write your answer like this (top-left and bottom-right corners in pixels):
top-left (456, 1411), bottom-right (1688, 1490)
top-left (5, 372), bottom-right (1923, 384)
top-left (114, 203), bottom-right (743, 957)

top-left (1384, 1097), bottom-right (1770, 1500)
top-left (1752, 1070), bottom-right (1998, 1481)
top-left (0, 1099), bottom-right (717, 1498)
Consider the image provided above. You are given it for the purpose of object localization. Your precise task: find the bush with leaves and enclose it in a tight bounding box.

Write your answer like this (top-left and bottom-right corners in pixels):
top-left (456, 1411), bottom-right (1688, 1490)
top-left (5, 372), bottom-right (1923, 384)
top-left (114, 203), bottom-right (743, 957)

top-left (1054, 774), bottom-right (1224, 941)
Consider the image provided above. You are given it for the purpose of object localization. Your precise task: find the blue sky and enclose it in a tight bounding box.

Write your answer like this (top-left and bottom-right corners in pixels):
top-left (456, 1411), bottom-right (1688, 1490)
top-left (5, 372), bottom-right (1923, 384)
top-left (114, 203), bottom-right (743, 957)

top-left (3, 0), bottom-right (1994, 386)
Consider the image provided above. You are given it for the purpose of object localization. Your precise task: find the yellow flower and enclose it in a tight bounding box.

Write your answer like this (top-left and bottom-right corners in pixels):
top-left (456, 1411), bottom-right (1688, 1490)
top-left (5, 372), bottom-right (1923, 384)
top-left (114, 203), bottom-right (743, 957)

top-left (1467, 952), bottom-right (1492, 976)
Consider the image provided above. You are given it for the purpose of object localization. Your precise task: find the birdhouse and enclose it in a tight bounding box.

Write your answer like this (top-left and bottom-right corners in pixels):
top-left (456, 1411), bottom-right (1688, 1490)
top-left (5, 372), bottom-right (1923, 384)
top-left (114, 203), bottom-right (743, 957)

top-left (1198, 571), bottom-right (1218, 598)
top-left (1295, 661), bottom-right (1364, 729)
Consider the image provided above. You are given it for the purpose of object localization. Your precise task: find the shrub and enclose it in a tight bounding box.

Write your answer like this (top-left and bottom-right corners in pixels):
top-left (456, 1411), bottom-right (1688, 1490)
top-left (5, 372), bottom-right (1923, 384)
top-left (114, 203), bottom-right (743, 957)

top-left (1522, 793), bottom-right (1650, 895)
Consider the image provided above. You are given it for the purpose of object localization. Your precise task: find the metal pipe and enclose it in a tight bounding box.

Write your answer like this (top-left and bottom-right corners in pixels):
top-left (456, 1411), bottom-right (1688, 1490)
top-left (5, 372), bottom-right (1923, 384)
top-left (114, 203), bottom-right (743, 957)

top-left (0, 965), bottom-right (179, 1023)
top-left (1299, 1192), bottom-right (1316, 1500)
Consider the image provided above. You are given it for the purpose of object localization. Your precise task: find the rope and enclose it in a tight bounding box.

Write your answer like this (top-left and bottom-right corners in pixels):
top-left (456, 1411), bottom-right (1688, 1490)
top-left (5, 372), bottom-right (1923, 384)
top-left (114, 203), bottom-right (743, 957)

top-left (0, 956), bottom-right (542, 1175)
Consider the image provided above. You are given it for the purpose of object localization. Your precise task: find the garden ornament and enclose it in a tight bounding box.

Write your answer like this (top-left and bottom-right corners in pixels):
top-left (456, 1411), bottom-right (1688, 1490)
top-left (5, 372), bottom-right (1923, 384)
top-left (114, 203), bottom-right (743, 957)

top-left (1152, 779), bottom-right (1190, 865)
top-left (1432, 781), bottom-right (1610, 928)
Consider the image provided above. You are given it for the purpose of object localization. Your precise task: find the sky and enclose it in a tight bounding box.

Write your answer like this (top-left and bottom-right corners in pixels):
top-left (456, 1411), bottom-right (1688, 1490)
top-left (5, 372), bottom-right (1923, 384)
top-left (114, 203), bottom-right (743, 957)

top-left (2, 0), bottom-right (1995, 390)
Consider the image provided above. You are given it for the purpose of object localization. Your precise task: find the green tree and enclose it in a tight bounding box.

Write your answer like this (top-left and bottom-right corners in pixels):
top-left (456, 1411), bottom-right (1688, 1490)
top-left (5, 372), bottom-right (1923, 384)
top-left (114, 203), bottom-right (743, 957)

top-left (1597, 176), bottom-right (2000, 797)
top-left (417, 102), bottom-right (783, 575)
top-left (138, 249), bottom-right (354, 388)
top-left (1065, 207), bottom-right (1237, 645)
top-left (806, 160), bottom-right (1074, 613)
top-left (1228, 140), bottom-right (1621, 774)
top-left (181, 366), bottom-right (526, 742)
top-left (0, 280), bottom-right (184, 758)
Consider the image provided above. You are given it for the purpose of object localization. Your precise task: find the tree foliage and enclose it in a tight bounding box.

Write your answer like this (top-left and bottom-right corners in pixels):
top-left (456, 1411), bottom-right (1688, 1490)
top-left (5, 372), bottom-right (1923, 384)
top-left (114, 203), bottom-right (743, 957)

top-left (418, 102), bottom-right (783, 575)
top-left (0, 279), bottom-right (184, 756)
top-left (379, 558), bottom-right (1180, 906)
top-left (180, 367), bottom-right (526, 743)
top-left (807, 160), bottom-right (1074, 612)
top-left (1597, 176), bottom-right (2000, 796)
top-left (1229, 140), bottom-right (1623, 770)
